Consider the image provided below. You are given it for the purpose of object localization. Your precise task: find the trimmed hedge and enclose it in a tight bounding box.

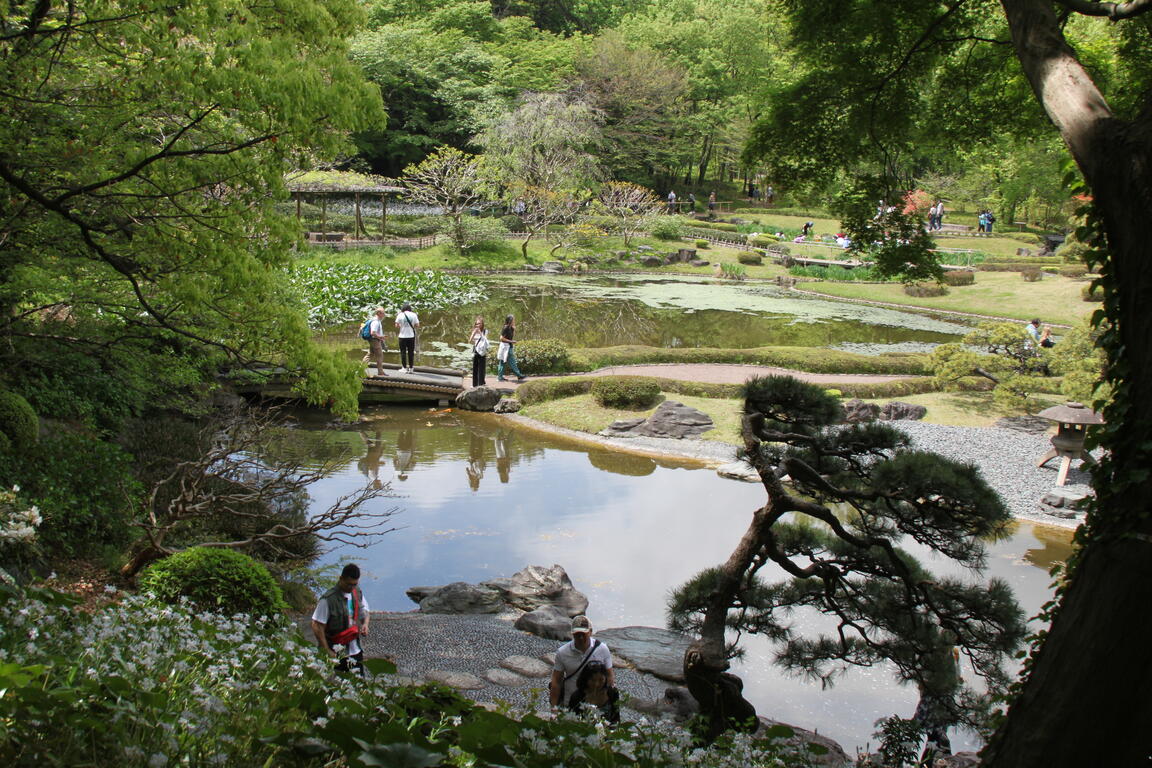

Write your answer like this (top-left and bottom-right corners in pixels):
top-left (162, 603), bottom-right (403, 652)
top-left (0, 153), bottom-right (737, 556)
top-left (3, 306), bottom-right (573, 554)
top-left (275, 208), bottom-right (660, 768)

top-left (515, 373), bottom-right (938, 407)
top-left (514, 338), bottom-right (571, 375)
top-left (591, 377), bottom-right (663, 409)
top-left (736, 251), bottom-right (763, 265)
top-left (139, 546), bottom-right (289, 620)
top-left (941, 270), bottom-right (975, 286)
top-left (904, 282), bottom-right (949, 297)
top-left (1020, 267), bottom-right (1043, 282)
top-left (567, 345), bottom-right (931, 375)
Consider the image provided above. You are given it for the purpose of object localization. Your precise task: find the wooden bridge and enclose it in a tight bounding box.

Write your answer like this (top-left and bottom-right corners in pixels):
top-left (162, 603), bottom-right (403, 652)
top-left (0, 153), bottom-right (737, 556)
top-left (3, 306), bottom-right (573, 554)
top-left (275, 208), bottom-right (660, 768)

top-left (228, 363), bottom-right (467, 407)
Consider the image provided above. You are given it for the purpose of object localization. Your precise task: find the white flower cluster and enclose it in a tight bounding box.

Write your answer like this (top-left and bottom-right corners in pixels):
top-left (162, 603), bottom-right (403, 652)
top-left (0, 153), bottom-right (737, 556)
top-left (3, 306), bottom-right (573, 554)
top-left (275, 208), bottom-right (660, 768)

top-left (0, 486), bottom-right (41, 544)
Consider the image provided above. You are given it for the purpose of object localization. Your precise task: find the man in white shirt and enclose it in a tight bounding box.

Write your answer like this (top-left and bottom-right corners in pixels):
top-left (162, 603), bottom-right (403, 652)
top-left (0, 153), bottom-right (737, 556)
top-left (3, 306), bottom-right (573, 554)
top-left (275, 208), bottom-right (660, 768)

top-left (395, 302), bottom-right (420, 373)
top-left (311, 563), bottom-right (371, 675)
top-left (549, 615), bottom-right (614, 709)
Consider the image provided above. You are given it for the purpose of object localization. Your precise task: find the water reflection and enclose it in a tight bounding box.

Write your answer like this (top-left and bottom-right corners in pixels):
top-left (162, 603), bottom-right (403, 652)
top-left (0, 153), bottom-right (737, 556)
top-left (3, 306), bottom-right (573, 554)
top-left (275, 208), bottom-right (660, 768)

top-left (297, 405), bottom-right (1073, 753)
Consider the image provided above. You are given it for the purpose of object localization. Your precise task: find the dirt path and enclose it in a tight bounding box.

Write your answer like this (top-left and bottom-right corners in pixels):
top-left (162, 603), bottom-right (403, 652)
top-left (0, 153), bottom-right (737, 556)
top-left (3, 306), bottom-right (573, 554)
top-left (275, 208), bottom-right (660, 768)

top-left (491, 363), bottom-right (920, 390)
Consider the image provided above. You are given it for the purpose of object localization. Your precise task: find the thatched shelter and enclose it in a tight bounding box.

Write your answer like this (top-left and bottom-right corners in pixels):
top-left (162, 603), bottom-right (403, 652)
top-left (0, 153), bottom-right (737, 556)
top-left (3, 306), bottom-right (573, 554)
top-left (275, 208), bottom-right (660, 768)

top-left (287, 171), bottom-right (405, 240)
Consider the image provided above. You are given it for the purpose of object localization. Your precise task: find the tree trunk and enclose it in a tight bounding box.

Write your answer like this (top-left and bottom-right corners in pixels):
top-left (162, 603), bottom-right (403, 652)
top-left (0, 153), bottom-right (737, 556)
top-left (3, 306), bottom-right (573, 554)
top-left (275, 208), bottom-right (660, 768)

top-left (985, 1), bottom-right (1152, 764)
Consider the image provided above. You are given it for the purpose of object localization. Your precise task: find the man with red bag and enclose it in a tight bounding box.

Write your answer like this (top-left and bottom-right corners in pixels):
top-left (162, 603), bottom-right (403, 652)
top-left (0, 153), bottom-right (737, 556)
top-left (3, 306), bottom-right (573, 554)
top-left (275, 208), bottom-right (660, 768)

top-left (311, 563), bottom-right (371, 674)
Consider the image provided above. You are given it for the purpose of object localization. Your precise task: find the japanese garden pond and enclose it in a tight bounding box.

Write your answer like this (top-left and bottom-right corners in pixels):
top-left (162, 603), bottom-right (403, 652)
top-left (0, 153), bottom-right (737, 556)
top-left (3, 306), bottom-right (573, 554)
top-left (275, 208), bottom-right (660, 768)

top-left (295, 405), bottom-right (1071, 754)
top-left (314, 274), bottom-right (973, 366)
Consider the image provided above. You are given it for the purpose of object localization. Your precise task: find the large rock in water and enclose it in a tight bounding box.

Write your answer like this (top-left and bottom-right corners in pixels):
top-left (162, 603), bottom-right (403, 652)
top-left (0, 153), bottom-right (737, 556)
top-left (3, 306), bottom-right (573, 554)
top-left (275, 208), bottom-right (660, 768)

top-left (417, 582), bottom-right (504, 614)
top-left (456, 386), bottom-right (503, 412)
top-left (514, 605), bottom-right (571, 640)
top-left (594, 626), bottom-right (693, 682)
top-left (600, 401), bottom-right (714, 439)
top-left (481, 564), bottom-right (588, 616)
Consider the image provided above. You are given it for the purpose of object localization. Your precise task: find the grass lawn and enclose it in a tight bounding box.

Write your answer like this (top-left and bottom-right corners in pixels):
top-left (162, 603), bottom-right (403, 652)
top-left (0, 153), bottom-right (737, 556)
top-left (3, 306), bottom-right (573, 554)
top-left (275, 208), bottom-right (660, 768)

top-left (519, 392), bottom-right (744, 445)
top-left (858, 391), bottom-right (1062, 427)
top-left (797, 271), bottom-right (1092, 326)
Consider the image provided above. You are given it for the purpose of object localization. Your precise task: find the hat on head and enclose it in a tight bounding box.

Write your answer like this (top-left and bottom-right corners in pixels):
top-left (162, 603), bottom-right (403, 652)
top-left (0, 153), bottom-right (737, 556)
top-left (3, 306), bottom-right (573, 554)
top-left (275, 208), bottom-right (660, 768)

top-left (571, 615), bottom-right (592, 634)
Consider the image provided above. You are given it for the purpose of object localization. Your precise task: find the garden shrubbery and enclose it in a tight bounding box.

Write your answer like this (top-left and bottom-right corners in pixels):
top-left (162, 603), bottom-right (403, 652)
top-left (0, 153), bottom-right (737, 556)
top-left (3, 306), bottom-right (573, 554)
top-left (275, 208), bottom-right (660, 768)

top-left (513, 338), bottom-right (571, 374)
top-left (903, 282), bottom-right (949, 297)
top-left (1082, 283), bottom-right (1104, 302)
top-left (941, 270), bottom-right (976, 286)
top-left (139, 546), bottom-right (289, 619)
top-left (648, 217), bottom-right (685, 240)
top-left (695, 239), bottom-right (710, 249)
top-left (0, 430), bottom-right (138, 558)
top-left (748, 234), bottom-right (778, 248)
top-left (736, 250), bottom-right (763, 265)
top-left (1020, 267), bottom-right (1043, 282)
top-left (591, 377), bottom-right (663, 409)
top-left (0, 390), bottom-right (38, 453)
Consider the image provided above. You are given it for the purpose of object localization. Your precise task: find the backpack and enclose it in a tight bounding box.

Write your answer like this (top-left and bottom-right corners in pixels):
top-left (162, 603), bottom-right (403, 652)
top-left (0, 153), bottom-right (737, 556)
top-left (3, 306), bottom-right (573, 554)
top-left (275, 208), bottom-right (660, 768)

top-left (359, 318), bottom-right (373, 340)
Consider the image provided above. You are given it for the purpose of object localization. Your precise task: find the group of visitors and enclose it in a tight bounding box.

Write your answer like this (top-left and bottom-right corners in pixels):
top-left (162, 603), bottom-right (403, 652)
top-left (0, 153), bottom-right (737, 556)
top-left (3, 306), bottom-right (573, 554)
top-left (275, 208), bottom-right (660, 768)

top-left (365, 304), bottom-right (421, 375)
top-left (312, 566), bottom-right (619, 722)
top-left (927, 201), bottom-right (946, 231)
top-left (362, 305), bottom-right (528, 387)
top-left (977, 210), bottom-right (996, 234)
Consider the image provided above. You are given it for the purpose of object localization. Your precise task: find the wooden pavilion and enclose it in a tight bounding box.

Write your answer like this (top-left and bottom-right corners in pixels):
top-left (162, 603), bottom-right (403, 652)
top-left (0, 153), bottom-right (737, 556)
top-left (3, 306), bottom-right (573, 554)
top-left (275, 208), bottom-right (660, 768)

top-left (287, 172), bottom-right (405, 242)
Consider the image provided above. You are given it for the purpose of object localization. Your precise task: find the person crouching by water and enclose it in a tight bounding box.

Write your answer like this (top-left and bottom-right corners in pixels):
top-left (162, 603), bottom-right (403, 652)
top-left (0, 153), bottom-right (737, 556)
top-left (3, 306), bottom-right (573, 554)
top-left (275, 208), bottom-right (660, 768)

top-left (496, 314), bottom-right (526, 382)
top-left (311, 563), bottom-right (370, 675)
top-left (550, 615), bottom-right (615, 712)
top-left (469, 316), bottom-right (489, 387)
top-left (567, 660), bottom-right (620, 723)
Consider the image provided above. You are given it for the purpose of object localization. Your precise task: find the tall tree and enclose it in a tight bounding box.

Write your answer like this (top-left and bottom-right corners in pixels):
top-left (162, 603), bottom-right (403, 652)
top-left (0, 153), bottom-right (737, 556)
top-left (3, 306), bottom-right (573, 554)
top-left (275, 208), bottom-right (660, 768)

top-left (0, 0), bottom-right (383, 418)
top-left (668, 375), bottom-right (1025, 744)
top-left (401, 147), bottom-right (494, 252)
top-left (761, 1), bottom-right (1152, 764)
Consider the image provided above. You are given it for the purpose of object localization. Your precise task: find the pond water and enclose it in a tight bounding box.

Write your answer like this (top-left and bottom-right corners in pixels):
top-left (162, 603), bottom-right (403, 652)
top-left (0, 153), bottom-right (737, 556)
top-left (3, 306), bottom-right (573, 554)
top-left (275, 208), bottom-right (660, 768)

top-left (316, 274), bottom-right (971, 366)
top-left (297, 405), bottom-right (1071, 754)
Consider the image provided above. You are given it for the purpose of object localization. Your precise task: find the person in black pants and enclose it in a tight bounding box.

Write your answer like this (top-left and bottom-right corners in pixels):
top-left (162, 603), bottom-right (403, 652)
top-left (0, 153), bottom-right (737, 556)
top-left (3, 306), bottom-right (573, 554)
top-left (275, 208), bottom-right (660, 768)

top-left (394, 302), bottom-right (420, 373)
top-left (468, 315), bottom-right (489, 387)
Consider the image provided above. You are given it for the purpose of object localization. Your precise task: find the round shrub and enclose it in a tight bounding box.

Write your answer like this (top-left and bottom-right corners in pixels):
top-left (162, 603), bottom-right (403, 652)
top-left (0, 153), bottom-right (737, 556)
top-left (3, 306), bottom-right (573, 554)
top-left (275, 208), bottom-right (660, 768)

top-left (648, 218), bottom-right (684, 240)
top-left (514, 338), bottom-right (571, 374)
top-left (139, 547), bottom-right (289, 619)
top-left (1020, 267), bottom-right (1043, 282)
top-left (748, 234), bottom-right (778, 248)
top-left (941, 270), bottom-right (975, 286)
top-left (0, 390), bottom-right (38, 452)
top-left (695, 239), bottom-right (709, 249)
top-left (737, 251), bottom-right (763, 265)
top-left (903, 282), bottom-right (948, 297)
top-left (1059, 264), bottom-right (1087, 278)
top-left (765, 244), bottom-right (791, 256)
top-left (591, 377), bottom-right (663, 409)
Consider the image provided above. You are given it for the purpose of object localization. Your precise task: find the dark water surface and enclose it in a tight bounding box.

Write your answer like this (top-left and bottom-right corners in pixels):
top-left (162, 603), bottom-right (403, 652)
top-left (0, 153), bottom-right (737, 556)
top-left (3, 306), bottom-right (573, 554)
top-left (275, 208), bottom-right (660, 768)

top-left (317, 275), bottom-right (970, 365)
top-left (299, 406), bottom-right (1070, 753)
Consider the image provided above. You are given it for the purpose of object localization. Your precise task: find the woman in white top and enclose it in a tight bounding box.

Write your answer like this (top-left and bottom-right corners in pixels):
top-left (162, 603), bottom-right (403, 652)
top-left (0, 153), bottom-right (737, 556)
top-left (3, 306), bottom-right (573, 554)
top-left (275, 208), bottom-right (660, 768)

top-left (395, 302), bottom-right (420, 373)
top-left (469, 316), bottom-right (489, 387)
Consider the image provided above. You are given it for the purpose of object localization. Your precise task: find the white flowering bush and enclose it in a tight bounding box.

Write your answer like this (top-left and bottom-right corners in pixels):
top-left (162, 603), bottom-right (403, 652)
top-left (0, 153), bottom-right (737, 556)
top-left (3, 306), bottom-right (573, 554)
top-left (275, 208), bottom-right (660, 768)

top-left (0, 487), bottom-right (41, 584)
top-left (0, 588), bottom-right (816, 767)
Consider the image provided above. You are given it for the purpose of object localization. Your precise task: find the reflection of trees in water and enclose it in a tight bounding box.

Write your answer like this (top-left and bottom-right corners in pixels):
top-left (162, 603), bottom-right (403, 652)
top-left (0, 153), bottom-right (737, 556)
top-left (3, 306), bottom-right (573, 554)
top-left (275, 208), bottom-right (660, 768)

top-left (1021, 524), bottom-right (1075, 571)
top-left (587, 449), bottom-right (657, 477)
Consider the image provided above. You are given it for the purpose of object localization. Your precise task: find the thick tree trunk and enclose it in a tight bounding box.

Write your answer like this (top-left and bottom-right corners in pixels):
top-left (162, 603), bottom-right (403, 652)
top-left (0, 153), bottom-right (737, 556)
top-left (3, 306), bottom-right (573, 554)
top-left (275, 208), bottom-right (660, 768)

top-left (985, 2), bottom-right (1152, 764)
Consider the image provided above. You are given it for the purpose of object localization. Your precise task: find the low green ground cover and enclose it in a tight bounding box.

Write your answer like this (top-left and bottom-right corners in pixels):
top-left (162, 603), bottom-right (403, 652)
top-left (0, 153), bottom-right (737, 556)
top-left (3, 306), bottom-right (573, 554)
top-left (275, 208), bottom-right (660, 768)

top-left (568, 346), bottom-right (930, 375)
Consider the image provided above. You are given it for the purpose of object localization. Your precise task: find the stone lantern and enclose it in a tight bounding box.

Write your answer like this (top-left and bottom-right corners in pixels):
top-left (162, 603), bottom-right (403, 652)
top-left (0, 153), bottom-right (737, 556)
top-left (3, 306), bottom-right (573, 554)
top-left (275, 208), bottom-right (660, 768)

top-left (1035, 402), bottom-right (1104, 486)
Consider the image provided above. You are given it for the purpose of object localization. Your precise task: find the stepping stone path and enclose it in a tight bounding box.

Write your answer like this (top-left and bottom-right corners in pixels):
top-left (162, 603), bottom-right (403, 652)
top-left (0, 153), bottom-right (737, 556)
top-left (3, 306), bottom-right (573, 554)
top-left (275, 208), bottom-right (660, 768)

top-left (426, 655), bottom-right (555, 689)
top-left (500, 655), bottom-right (552, 678)
top-left (424, 670), bottom-right (486, 690)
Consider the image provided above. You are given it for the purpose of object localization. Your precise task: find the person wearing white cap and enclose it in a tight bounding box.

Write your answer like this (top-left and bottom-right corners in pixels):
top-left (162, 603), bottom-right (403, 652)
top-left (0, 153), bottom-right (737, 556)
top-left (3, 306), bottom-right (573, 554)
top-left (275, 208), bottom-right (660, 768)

top-left (549, 614), bottom-right (614, 708)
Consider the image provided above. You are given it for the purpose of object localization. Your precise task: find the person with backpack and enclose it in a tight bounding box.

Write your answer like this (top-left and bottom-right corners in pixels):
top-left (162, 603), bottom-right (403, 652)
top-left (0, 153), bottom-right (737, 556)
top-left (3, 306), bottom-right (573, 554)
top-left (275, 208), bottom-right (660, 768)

top-left (468, 316), bottom-right (489, 387)
top-left (362, 307), bottom-right (388, 377)
top-left (549, 615), bottom-right (615, 710)
top-left (311, 563), bottom-right (371, 675)
top-left (395, 302), bottom-right (420, 374)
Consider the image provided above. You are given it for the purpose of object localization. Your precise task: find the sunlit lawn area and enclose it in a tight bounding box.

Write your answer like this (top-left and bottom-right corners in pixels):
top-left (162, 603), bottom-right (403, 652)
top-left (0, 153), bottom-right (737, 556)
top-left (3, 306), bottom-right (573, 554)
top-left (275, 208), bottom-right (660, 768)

top-left (520, 392), bottom-right (744, 445)
top-left (798, 271), bottom-right (1092, 326)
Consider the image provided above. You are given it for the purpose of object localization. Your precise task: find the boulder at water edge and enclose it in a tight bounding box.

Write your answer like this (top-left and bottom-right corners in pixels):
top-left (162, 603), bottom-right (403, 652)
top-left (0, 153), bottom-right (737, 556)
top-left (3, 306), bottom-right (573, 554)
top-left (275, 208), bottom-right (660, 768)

top-left (456, 386), bottom-right (503, 411)
top-left (493, 398), bottom-right (521, 413)
top-left (416, 582), bottom-right (504, 614)
top-left (481, 564), bottom-right (589, 616)
top-left (594, 626), bottom-right (693, 682)
top-left (514, 604), bottom-right (572, 640)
